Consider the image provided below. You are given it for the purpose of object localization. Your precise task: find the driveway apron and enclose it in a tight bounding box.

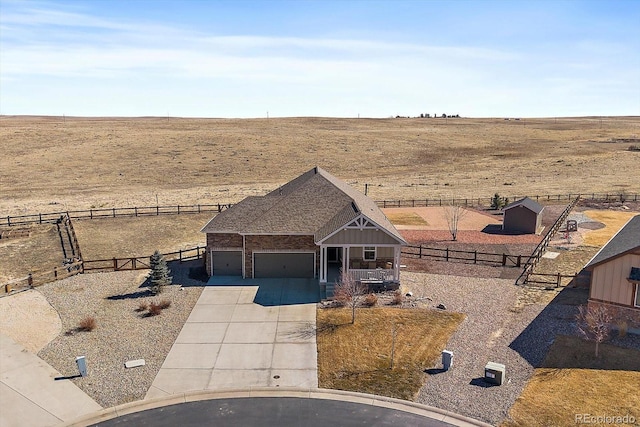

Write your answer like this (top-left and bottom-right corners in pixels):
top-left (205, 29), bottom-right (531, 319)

top-left (146, 278), bottom-right (319, 399)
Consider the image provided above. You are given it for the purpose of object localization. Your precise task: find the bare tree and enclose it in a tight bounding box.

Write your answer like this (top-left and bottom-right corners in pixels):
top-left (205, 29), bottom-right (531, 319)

top-left (576, 304), bottom-right (612, 357)
top-left (333, 269), bottom-right (367, 324)
top-left (443, 205), bottom-right (468, 241)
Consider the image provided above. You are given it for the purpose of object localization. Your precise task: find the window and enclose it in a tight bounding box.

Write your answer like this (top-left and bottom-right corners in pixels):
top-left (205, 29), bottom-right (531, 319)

top-left (636, 284), bottom-right (640, 308)
top-left (364, 246), bottom-right (376, 261)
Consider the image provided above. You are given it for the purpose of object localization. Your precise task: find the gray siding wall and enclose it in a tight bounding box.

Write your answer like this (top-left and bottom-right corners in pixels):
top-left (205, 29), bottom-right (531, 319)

top-left (323, 228), bottom-right (400, 245)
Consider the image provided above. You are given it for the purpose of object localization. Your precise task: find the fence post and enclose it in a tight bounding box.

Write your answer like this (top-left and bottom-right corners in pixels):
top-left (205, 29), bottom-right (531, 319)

top-left (28, 273), bottom-right (33, 287)
top-left (132, 258), bottom-right (136, 269)
top-left (446, 248), bottom-right (449, 261)
top-left (135, 207), bottom-right (138, 217)
top-left (54, 267), bottom-right (58, 279)
top-left (474, 251), bottom-right (477, 264)
top-left (112, 208), bottom-right (116, 218)
top-left (196, 245), bottom-right (200, 259)
top-left (502, 253), bottom-right (507, 266)
top-left (218, 203), bottom-right (221, 212)
top-left (412, 200), bottom-right (415, 207)
top-left (419, 245), bottom-right (422, 259)
top-left (113, 258), bottom-right (117, 270)
top-left (179, 249), bottom-right (183, 262)
top-left (198, 204), bottom-right (201, 213)
top-left (517, 255), bottom-right (521, 267)
top-left (177, 205), bottom-right (181, 214)
top-left (7, 216), bottom-right (10, 226)
top-left (439, 199), bottom-right (442, 206)
top-left (39, 213), bottom-right (42, 224)
top-left (556, 273), bottom-right (561, 288)
top-left (156, 206), bottom-right (160, 215)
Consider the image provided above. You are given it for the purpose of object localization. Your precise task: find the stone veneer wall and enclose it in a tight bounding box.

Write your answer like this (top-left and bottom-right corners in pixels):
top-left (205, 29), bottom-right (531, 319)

top-left (588, 299), bottom-right (640, 330)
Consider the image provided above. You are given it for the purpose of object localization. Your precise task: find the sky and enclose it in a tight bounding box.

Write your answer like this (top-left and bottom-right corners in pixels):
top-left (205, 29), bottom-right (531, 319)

top-left (1, 0), bottom-right (639, 118)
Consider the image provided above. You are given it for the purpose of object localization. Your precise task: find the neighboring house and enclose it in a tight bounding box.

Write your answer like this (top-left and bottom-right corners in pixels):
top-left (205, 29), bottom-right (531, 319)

top-left (201, 167), bottom-right (407, 286)
top-left (502, 197), bottom-right (544, 234)
top-left (584, 215), bottom-right (640, 329)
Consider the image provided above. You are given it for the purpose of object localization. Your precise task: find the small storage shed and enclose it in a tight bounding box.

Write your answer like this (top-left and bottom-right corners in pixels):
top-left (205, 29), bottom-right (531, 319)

top-left (502, 197), bottom-right (544, 234)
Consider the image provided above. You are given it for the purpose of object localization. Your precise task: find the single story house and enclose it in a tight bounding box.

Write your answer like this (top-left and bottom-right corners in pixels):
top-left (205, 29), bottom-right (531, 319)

top-left (502, 197), bottom-right (544, 234)
top-left (584, 215), bottom-right (640, 329)
top-left (201, 167), bottom-right (407, 285)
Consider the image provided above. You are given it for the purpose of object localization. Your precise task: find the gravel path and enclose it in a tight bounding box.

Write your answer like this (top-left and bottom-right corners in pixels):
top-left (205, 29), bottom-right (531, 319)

top-left (37, 262), bottom-right (204, 408)
top-left (401, 272), bottom-right (578, 426)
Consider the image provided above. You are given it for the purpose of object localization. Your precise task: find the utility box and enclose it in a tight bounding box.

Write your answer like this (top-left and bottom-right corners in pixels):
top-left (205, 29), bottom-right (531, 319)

top-left (442, 350), bottom-right (453, 371)
top-left (76, 356), bottom-right (87, 377)
top-left (484, 362), bottom-right (505, 385)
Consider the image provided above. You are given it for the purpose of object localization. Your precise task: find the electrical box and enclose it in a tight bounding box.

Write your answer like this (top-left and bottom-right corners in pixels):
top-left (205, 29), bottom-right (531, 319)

top-left (442, 350), bottom-right (453, 371)
top-left (76, 356), bottom-right (87, 377)
top-left (484, 361), bottom-right (505, 385)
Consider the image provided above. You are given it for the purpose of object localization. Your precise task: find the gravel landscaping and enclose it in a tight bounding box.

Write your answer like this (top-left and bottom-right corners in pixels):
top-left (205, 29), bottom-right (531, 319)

top-left (36, 261), bottom-right (205, 408)
top-left (401, 272), bottom-right (580, 425)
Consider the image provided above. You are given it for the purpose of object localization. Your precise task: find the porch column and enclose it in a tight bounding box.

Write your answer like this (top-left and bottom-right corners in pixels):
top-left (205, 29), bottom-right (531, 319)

top-left (320, 245), bottom-right (326, 283)
top-left (393, 246), bottom-right (401, 282)
top-left (343, 246), bottom-right (350, 278)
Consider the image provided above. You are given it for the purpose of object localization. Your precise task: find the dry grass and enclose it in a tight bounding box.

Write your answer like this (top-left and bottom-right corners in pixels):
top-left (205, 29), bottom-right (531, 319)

top-left (385, 212), bottom-right (429, 226)
top-left (1, 116), bottom-right (639, 214)
top-left (582, 210), bottom-right (639, 246)
top-left (0, 224), bottom-right (64, 282)
top-left (73, 214), bottom-right (210, 259)
top-left (504, 335), bottom-right (640, 427)
top-left (76, 316), bottom-right (96, 332)
top-left (317, 307), bottom-right (464, 400)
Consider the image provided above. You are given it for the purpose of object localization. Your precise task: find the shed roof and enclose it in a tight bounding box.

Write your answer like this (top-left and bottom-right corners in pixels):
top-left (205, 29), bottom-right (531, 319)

top-left (585, 215), bottom-right (640, 269)
top-left (201, 167), bottom-right (406, 245)
top-left (503, 197), bottom-right (544, 214)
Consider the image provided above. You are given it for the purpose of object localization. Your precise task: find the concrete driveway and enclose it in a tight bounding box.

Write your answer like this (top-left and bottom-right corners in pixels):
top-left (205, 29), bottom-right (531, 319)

top-left (146, 278), bottom-right (319, 399)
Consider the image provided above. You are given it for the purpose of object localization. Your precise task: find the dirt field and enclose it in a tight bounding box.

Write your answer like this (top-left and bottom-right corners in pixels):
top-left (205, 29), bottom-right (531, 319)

top-left (383, 206), bottom-right (501, 230)
top-left (1, 116), bottom-right (639, 215)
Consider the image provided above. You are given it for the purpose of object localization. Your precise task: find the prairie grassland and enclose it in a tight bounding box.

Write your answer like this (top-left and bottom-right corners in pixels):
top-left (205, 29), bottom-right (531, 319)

top-left (1, 116), bottom-right (639, 215)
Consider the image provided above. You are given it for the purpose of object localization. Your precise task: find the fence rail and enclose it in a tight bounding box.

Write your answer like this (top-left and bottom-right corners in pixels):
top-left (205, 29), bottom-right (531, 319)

top-left (525, 272), bottom-right (579, 288)
top-left (1, 204), bottom-right (232, 226)
top-left (515, 196), bottom-right (582, 286)
top-left (82, 246), bottom-right (206, 272)
top-left (374, 192), bottom-right (637, 209)
top-left (2, 261), bottom-right (84, 292)
top-left (2, 191), bottom-right (637, 227)
top-left (2, 246), bottom-right (206, 294)
top-left (401, 245), bottom-right (530, 267)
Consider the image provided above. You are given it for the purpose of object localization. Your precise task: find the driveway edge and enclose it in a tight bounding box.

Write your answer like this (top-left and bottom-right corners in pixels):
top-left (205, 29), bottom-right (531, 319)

top-left (59, 387), bottom-right (492, 427)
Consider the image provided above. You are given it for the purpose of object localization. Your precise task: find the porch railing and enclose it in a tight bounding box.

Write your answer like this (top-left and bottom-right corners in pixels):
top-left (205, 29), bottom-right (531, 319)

top-left (349, 269), bottom-right (394, 282)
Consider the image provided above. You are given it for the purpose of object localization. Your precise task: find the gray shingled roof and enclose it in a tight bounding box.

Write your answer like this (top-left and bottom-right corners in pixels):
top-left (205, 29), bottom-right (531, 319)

top-left (201, 167), bottom-right (406, 244)
top-left (503, 197), bottom-right (544, 214)
top-left (585, 215), bottom-right (640, 269)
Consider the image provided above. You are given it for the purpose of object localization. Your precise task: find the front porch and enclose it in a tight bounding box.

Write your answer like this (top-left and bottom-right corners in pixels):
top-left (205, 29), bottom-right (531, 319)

top-left (319, 244), bottom-right (402, 285)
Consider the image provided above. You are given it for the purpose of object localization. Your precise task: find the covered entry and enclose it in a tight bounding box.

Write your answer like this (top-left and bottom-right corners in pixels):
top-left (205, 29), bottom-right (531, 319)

top-left (211, 251), bottom-right (242, 276)
top-left (254, 252), bottom-right (315, 278)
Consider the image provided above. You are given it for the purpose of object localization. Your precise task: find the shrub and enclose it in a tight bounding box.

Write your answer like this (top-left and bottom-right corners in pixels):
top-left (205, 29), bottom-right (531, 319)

top-left (363, 293), bottom-right (378, 307)
top-left (147, 301), bottom-right (162, 317)
top-left (158, 299), bottom-right (171, 310)
top-left (77, 316), bottom-right (96, 332)
top-left (149, 250), bottom-right (172, 294)
top-left (136, 301), bottom-right (148, 312)
top-left (617, 321), bottom-right (628, 338)
top-left (391, 291), bottom-right (404, 305)
top-left (628, 144), bottom-right (640, 152)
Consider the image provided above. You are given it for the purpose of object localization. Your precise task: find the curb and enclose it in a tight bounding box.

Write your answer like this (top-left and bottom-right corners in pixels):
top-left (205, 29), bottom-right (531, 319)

top-left (59, 387), bottom-right (492, 427)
